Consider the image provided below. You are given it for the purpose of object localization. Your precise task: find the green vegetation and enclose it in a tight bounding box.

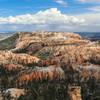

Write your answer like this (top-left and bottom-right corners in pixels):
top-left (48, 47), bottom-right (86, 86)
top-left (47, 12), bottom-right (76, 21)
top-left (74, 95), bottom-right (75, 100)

top-left (0, 33), bottom-right (18, 50)
top-left (18, 82), bottom-right (68, 100)
top-left (38, 51), bottom-right (52, 60)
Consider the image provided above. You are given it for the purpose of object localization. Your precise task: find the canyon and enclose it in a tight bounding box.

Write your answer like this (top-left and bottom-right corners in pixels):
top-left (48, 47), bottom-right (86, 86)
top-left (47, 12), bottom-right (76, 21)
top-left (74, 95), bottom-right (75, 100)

top-left (0, 32), bottom-right (100, 100)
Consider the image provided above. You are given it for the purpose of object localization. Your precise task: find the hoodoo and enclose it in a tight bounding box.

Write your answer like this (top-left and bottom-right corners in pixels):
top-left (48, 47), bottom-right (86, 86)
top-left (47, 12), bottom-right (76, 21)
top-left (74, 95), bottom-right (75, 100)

top-left (0, 32), bottom-right (100, 100)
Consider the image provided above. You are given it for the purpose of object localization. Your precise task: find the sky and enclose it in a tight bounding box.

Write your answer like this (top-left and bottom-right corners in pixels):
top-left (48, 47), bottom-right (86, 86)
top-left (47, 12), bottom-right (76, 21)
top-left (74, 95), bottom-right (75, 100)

top-left (0, 0), bottom-right (100, 32)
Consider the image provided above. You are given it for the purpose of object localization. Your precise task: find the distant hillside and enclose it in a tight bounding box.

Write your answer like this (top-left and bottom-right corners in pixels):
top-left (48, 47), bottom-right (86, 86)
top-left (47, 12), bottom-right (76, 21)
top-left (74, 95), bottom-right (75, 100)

top-left (76, 32), bottom-right (100, 41)
top-left (0, 33), bottom-right (18, 50)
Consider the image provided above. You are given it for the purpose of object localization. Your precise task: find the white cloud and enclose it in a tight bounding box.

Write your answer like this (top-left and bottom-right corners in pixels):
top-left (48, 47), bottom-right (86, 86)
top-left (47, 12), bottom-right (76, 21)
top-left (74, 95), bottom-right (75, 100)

top-left (76, 0), bottom-right (100, 4)
top-left (76, 13), bottom-right (100, 25)
top-left (55, 0), bottom-right (67, 5)
top-left (71, 12), bottom-right (100, 32)
top-left (0, 8), bottom-right (84, 25)
top-left (1, 8), bottom-right (100, 32)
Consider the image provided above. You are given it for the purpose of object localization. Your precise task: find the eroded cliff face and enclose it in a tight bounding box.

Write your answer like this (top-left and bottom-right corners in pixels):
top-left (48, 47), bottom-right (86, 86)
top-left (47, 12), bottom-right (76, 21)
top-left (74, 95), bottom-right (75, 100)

top-left (0, 32), bottom-right (100, 100)
top-left (11, 32), bottom-right (83, 54)
top-left (12, 32), bottom-right (100, 66)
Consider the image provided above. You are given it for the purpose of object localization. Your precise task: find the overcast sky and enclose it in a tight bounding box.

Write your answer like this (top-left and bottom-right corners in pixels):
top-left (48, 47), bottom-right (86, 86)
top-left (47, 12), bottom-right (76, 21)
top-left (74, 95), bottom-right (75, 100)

top-left (0, 0), bottom-right (100, 32)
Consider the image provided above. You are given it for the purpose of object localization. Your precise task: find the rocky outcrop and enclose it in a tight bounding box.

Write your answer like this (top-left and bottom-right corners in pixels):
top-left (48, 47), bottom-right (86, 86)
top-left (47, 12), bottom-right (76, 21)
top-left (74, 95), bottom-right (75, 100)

top-left (68, 86), bottom-right (82, 100)
top-left (17, 65), bottom-right (65, 85)
top-left (0, 62), bottom-right (24, 71)
top-left (38, 43), bottom-right (100, 66)
top-left (0, 88), bottom-right (26, 100)
top-left (0, 51), bottom-right (39, 65)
